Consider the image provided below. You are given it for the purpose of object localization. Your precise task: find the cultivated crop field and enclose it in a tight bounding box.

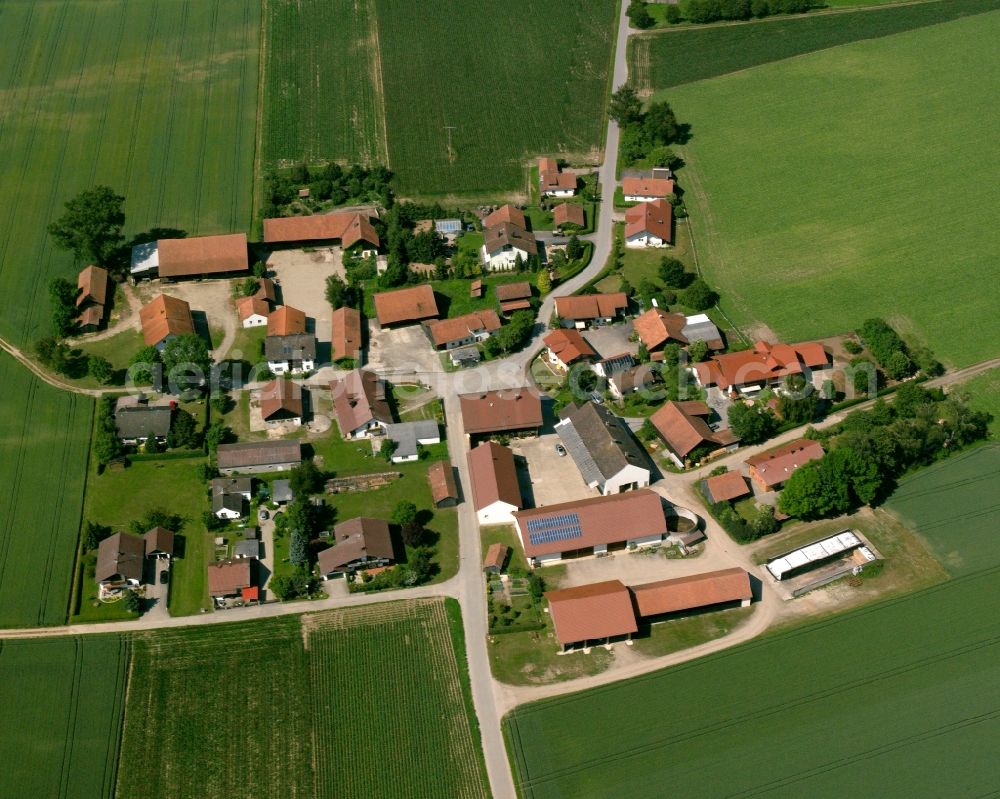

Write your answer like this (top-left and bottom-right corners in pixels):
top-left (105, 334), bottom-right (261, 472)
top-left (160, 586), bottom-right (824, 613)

top-left (662, 10), bottom-right (1000, 367)
top-left (116, 599), bottom-right (488, 798)
top-left (506, 566), bottom-right (1000, 798)
top-left (262, 0), bottom-right (619, 195)
top-left (0, 635), bottom-right (127, 798)
top-left (0, 354), bottom-right (93, 626)
top-left (0, 0), bottom-right (259, 347)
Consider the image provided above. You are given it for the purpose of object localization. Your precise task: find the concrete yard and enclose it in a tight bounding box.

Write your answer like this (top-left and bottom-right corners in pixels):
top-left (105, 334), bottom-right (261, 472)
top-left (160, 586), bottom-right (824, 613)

top-left (509, 433), bottom-right (594, 509)
top-left (266, 247), bottom-right (345, 344)
top-left (367, 324), bottom-right (443, 379)
top-left (580, 321), bottom-right (637, 359)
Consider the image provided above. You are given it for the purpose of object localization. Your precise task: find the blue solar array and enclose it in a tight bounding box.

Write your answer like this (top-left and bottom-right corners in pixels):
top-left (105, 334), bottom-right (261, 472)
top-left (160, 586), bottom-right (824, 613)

top-left (527, 512), bottom-right (583, 546)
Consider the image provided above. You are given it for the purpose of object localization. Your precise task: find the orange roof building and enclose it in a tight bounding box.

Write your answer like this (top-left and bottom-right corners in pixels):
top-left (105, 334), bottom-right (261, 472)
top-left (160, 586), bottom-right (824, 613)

top-left (330, 369), bottom-right (392, 438)
top-left (553, 203), bottom-right (585, 229)
top-left (482, 204), bottom-right (527, 230)
top-left (139, 294), bottom-right (194, 348)
top-left (630, 568), bottom-right (752, 617)
top-left (538, 157), bottom-right (577, 196)
top-left (745, 438), bottom-right (825, 492)
top-left (373, 284), bottom-right (439, 328)
top-left (704, 470), bottom-right (752, 504)
top-left (157, 234), bottom-right (248, 279)
top-left (692, 340), bottom-right (830, 392)
top-left (622, 176), bottom-right (675, 201)
top-left (425, 310), bottom-right (501, 349)
top-left (632, 308), bottom-right (723, 354)
top-left (495, 281), bottom-right (532, 313)
top-left (467, 441), bottom-right (523, 525)
top-left (76, 265), bottom-right (109, 308)
top-left (545, 580), bottom-right (638, 648)
top-left (554, 293), bottom-right (628, 326)
top-left (267, 305), bottom-right (307, 336)
top-left (428, 461), bottom-right (458, 508)
top-left (263, 211), bottom-right (380, 250)
top-left (625, 200), bottom-right (672, 247)
top-left (331, 306), bottom-right (363, 362)
top-left (207, 560), bottom-right (252, 598)
top-left (650, 401), bottom-right (739, 467)
top-left (237, 296), bottom-right (270, 327)
top-left (459, 389), bottom-right (543, 437)
top-left (543, 328), bottom-right (596, 370)
top-left (483, 543), bottom-right (510, 574)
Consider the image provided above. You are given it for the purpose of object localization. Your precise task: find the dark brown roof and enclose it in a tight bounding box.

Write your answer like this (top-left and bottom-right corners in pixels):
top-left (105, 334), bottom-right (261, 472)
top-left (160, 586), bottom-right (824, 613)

top-left (207, 559), bottom-right (252, 596)
top-left (77, 305), bottom-right (103, 328)
top-left (330, 369), bottom-right (392, 435)
top-left (216, 440), bottom-right (302, 470)
top-left (482, 204), bottom-right (527, 229)
top-left (96, 532), bottom-right (145, 583)
top-left (554, 293), bottom-right (628, 321)
top-left (144, 527), bottom-right (175, 557)
top-left (157, 233), bottom-right (248, 278)
top-left (373, 284), bottom-right (439, 327)
top-left (745, 438), bottom-right (825, 489)
top-left (317, 517), bottom-right (394, 573)
top-left (459, 389), bottom-right (543, 435)
top-left (495, 282), bottom-right (532, 302)
top-left (483, 222), bottom-right (538, 257)
top-left (331, 306), bottom-right (363, 361)
top-left (76, 265), bottom-right (109, 307)
top-left (467, 441), bottom-right (522, 512)
top-left (483, 543), bottom-right (509, 571)
top-left (426, 310), bottom-right (501, 347)
top-left (263, 211), bottom-right (380, 249)
top-left (514, 489), bottom-right (666, 558)
top-left (259, 378), bottom-right (304, 421)
top-left (545, 580), bottom-right (638, 646)
top-left (704, 471), bottom-right (752, 503)
top-left (470, 279), bottom-right (483, 298)
top-left (139, 294), bottom-right (194, 347)
top-left (427, 461), bottom-right (458, 504)
top-left (254, 278), bottom-right (277, 303)
top-left (650, 401), bottom-right (738, 459)
top-left (553, 203), bottom-right (585, 228)
top-left (267, 305), bottom-right (306, 336)
top-left (630, 568), bottom-right (751, 617)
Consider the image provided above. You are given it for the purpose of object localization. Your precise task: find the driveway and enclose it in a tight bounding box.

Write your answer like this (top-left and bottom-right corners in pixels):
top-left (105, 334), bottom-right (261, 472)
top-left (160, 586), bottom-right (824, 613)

top-left (133, 279), bottom-right (237, 362)
top-left (257, 511), bottom-right (276, 597)
top-left (509, 434), bottom-right (594, 508)
top-left (144, 558), bottom-right (171, 621)
top-left (367, 324), bottom-right (443, 379)
top-left (580, 321), bottom-right (637, 360)
top-left (267, 247), bottom-right (344, 344)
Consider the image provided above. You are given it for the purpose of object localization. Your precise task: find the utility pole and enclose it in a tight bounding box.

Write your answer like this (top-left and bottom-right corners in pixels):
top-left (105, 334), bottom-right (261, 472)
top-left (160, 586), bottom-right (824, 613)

top-left (444, 125), bottom-right (456, 163)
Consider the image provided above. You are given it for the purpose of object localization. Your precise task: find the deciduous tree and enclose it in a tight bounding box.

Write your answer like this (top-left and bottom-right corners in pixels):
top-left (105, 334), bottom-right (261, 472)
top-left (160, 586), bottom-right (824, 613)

top-left (47, 185), bottom-right (126, 265)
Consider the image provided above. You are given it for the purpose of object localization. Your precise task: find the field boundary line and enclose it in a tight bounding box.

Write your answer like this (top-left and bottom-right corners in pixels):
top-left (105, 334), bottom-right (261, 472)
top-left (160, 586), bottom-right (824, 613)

top-left (368, 0), bottom-right (390, 168)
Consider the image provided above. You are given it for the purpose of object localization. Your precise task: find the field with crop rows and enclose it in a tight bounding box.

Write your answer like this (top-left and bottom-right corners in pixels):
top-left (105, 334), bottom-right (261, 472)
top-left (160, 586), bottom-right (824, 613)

top-left (630, 0), bottom-right (1000, 92)
top-left (0, 635), bottom-right (127, 798)
top-left (506, 565), bottom-right (1000, 798)
top-left (0, 354), bottom-right (93, 626)
top-left (661, 10), bottom-right (1000, 367)
top-left (0, 0), bottom-right (259, 348)
top-left (262, 0), bottom-right (618, 196)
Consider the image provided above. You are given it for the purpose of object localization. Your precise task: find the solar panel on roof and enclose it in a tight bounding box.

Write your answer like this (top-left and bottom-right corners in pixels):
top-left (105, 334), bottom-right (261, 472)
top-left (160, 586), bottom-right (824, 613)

top-left (526, 512), bottom-right (583, 546)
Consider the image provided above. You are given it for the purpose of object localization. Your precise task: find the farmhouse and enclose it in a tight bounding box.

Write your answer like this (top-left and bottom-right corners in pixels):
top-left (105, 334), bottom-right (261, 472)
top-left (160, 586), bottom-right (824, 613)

top-left (144, 527), bottom-right (175, 560)
top-left (96, 532), bottom-right (145, 594)
top-left (331, 306), bottom-right (362, 362)
top-left (625, 199), bottom-right (673, 248)
top-left (425, 309), bottom-right (501, 350)
top-left (482, 204), bottom-right (527, 230)
top-left (114, 395), bottom-right (173, 444)
top-left (207, 559), bottom-right (253, 599)
top-left (75, 265), bottom-right (110, 331)
top-left (264, 333), bottom-right (316, 374)
top-left (373, 284), bottom-right (439, 328)
top-left (704, 470), bottom-right (752, 504)
top-left (384, 420), bottom-right (440, 462)
top-left (483, 543), bottom-right (509, 574)
top-left (622, 176), bottom-right (675, 203)
top-left (262, 211), bottom-right (380, 252)
top-left (428, 460), bottom-right (459, 508)
top-left (745, 438), bottom-right (825, 492)
top-left (513, 489), bottom-right (668, 566)
top-left (609, 365), bottom-right (658, 400)
top-left (267, 305), bottom-right (307, 337)
top-left (459, 388), bottom-right (543, 439)
top-left (543, 328), bottom-right (596, 371)
top-left (211, 477), bottom-right (250, 520)
top-left (495, 281), bottom-right (533, 314)
top-left (216, 440), bottom-right (302, 475)
top-left (555, 292), bottom-right (628, 328)
top-left (555, 402), bottom-right (651, 495)
top-left (630, 568), bottom-right (752, 619)
top-left (545, 580), bottom-right (638, 650)
top-left (259, 378), bottom-right (304, 426)
top-left (467, 441), bottom-right (523, 525)
top-left (237, 296), bottom-right (269, 328)
top-left (552, 202), bottom-right (585, 231)
top-left (330, 369), bottom-right (392, 438)
top-left (633, 308), bottom-right (723, 355)
top-left (139, 294), bottom-right (194, 349)
top-left (156, 233), bottom-right (249, 280)
top-left (538, 157), bottom-right (577, 197)
top-left (650, 400), bottom-right (739, 468)
top-left (692, 340), bottom-right (830, 393)
top-left (482, 222), bottom-right (538, 272)
top-left (317, 517), bottom-right (395, 578)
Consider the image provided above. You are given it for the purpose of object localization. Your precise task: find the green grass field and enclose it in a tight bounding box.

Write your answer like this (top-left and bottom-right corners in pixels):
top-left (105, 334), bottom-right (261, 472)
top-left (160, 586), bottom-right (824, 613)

top-left (0, 635), bottom-right (127, 798)
top-left (631, 0), bottom-right (1000, 90)
top-left (116, 599), bottom-right (488, 798)
top-left (0, 0), bottom-right (259, 347)
top-left (262, 0), bottom-right (619, 195)
top-left (0, 354), bottom-right (93, 626)
top-left (506, 565), bottom-right (1000, 798)
top-left (661, 10), bottom-right (1000, 367)
top-left (957, 367), bottom-right (1000, 439)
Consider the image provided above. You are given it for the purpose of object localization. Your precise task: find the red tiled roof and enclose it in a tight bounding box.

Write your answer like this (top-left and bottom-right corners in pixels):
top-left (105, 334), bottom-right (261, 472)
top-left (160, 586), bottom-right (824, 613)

top-left (625, 199), bottom-right (672, 243)
top-left (544, 328), bottom-right (596, 366)
top-left (482, 204), bottom-right (526, 229)
top-left (139, 294), bottom-right (194, 346)
top-left (237, 295), bottom-right (269, 322)
top-left (262, 211), bottom-right (379, 248)
top-left (330, 369), bottom-right (392, 435)
top-left (331, 306), bottom-right (362, 361)
top-left (207, 560), bottom-right (252, 597)
top-left (470, 279), bottom-right (483, 298)
top-left (554, 292), bottom-right (628, 321)
top-left (650, 401), bottom-right (739, 459)
top-left (545, 580), bottom-right (638, 646)
top-left (373, 284), bottom-right (439, 327)
top-left (514, 489), bottom-right (667, 558)
top-left (495, 282), bottom-right (532, 302)
top-left (459, 389), bottom-right (543, 435)
top-left (77, 305), bottom-right (103, 328)
top-left (254, 278), bottom-right (277, 303)
top-left (630, 568), bottom-right (751, 617)
top-left (467, 441), bottom-right (522, 512)
top-left (745, 438), bottom-right (825, 489)
top-left (267, 305), bottom-right (306, 336)
top-left (553, 203), bottom-right (585, 228)
top-left (426, 310), bottom-right (501, 347)
top-left (259, 378), bottom-right (303, 421)
top-left (539, 158), bottom-right (577, 192)
top-left (694, 340), bottom-right (829, 390)
top-left (622, 176), bottom-right (675, 198)
top-left (427, 461), bottom-right (458, 505)
top-left (633, 308), bottom-right (687, 350)
top-left (704, 471), bottom-right (752, 503)
top-left (76, 265), bottom-right (109, 307)
top-left (157, 233), bottom-right (248, 278)
top-left (483, 542), bottom-right (509, 571)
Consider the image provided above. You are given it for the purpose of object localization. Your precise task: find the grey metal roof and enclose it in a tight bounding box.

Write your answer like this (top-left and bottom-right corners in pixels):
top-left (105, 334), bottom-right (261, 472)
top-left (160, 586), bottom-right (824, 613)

top-left (450, 346), bottom-right (481, 365)
top-left (385, 420), bottom-right (440, 460)
top-left (264, 333), bottom-right (317, 361)
top-left (556, 402), bottom-right (650, 488)
top-left (213, 492), bottom-right (244, 515)
top-left (234, 539), bottom-right (259, 559)
top-left (115, 406), bottom-right (172, 440)
top-left (682, 318), bottom-right (723, 347)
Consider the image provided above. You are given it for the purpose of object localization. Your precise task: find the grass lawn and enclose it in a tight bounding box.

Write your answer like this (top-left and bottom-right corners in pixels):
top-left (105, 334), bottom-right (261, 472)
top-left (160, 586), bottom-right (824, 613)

top-left (481, 525), bottom-right (531, 574)
top-left (79, 327), bottom-right (145, 372)
top-left (432, 273), bottom-right (538, 318)
top-left (664, 9), bottom-right (1000, 366)
top-left (956, 367), bottom-right (1000, 439)
top-left (80, 454), bottom-right (212, 617)
top-left (0, 0), bottom-right (259, 349)
top-left (630, 604), bottom-right (755, 657)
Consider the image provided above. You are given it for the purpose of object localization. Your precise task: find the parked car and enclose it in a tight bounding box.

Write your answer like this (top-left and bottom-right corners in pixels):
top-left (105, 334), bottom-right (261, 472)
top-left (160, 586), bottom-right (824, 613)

top-left (159, 570), bottom-right (169, 585)
top-left (259, 509), bottom-right (270, 521)
top-left (555, 444), bottom-right (567, 457)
